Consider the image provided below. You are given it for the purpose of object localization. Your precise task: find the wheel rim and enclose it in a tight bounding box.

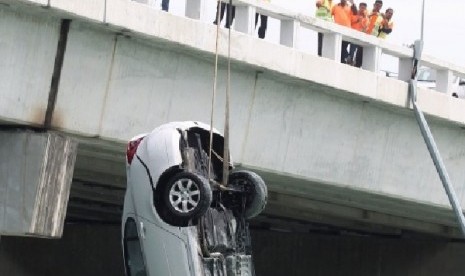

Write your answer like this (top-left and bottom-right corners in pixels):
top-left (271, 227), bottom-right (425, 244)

top-left (169, 178), bottom-right (201, 213)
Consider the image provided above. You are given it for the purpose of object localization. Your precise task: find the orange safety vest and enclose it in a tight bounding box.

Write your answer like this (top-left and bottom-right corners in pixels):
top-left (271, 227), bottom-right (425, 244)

top-left (332, 4), bottom-right (351, 28)
top-left (365, 11), bottom-right (383, 36)
top-left (351, 13), bottom-right (367, 32)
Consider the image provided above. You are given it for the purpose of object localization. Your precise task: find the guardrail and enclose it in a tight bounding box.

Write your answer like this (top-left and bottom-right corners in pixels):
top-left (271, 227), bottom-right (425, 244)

top-left (18, 0), bottom-right (464, 96)
top-left (179, 0), bottom-right (465, 96)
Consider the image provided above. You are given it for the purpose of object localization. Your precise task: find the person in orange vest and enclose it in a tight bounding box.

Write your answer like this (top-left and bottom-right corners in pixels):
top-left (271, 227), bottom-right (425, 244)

top-left (350, 2), bottom-right (368, 33)
top-left (378, 8), bottom-right (394, 39)
top-left (347, 2), bottom-right (367, 67)
top-left (315, 0), bottom-right (334, 56)
top-left (350, 0), bottom-right (382, 67)
top-left (365, 0), bottom-right (383, 36)
top-left (331, 0), bottom-right (352, 63)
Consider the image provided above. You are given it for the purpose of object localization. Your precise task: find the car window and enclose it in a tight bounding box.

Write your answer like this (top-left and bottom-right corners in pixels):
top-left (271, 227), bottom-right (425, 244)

top-left (418, 68), bottom-right (436, 82)
top-left (124, 218), bottom-right (147, 276)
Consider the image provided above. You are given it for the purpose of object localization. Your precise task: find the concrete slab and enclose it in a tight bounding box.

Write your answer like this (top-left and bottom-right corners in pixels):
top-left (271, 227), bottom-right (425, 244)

top-left (105, 0), bottom-right (158, 36)
top-left (49, 0), bottom-right (105, 22)
top-left (0, 131), bottom-right (77, 238)
top-left (53, 22), bottom-right (115, 135)
top-left (0, 7), bottom-right (59, 125)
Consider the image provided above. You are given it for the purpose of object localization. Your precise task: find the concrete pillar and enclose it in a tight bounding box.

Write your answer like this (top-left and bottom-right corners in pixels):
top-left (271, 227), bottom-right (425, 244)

top-left (436, 69), bottom-right (453, 95)
top-left (185, 0), bottom-right (207, 21)
top-left (280, 19), bottom-right (299, 48)
top-left (235, 5), bottom-right (256, 35)
top-left (321, 33), bottom-right (342, 62)
top-left (362, 46), bottom-right (381, 73)
top-left (398, 57), bottom-right (413, 82)
top-left (0, 131), bottom-right (77, 238)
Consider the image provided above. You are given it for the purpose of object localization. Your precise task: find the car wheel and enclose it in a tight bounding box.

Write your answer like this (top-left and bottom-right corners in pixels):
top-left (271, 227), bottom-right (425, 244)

top-left (162, 172), bottom-right (212, 226)
top-left (228, 170), bottom-right (267, 219)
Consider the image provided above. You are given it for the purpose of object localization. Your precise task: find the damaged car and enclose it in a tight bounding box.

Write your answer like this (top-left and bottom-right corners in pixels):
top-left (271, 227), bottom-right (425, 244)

top-left (122, 121), bottom-right (267, 276)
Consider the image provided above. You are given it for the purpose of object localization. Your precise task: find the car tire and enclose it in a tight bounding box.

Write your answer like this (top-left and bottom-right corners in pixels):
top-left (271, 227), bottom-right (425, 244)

top-left (162, 172), bottom-right (212, 227)
top-left (228, 170), bottom-right (268, 219)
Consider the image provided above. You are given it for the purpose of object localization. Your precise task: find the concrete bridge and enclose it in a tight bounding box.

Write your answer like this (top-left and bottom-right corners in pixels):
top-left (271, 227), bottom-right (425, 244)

top-left (2, 0), bottom-right (465, 274)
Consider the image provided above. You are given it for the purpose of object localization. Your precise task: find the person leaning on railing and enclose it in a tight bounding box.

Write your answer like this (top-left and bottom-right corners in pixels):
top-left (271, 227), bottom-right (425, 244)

top-left (331, 0), bottom-right (352, 63)
top-left (348, 0), bottom-right (383, 68)
top-left (348, 2), bottom-right (368, 67)
top-left (315, 0), bottom-right (334, 56)
top-left (365, 0), bottom-right (383, 36)
top-left (378, 8), bottom-right (394, 39)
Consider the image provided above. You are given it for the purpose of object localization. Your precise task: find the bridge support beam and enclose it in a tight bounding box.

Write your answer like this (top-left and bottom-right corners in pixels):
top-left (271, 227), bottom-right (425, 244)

top-left (436, 69), bottom-right (453, 95)
top-left (235, 5), bottom-right (256, 35)
top-left (362, 46), bottom-right (381, 72)
top-left (0, 131), bottom-right (77, 238)
top-left (280, 19), bottom-right (299, 48)
top-left (185, 0), bottom-right (208, 21)
top-left (398, 57), bottom-right (414, 81)
top-left (321, 33), bottom-right (342, 61)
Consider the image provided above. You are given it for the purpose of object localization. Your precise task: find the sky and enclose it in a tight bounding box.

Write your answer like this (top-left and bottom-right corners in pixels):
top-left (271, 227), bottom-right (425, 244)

top-left (150, 0), bottom-right (465, 73)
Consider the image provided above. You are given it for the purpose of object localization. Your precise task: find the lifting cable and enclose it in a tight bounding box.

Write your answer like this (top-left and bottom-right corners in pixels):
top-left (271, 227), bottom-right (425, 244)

top-left (222, 0), bottom-right (233, 186)
top-left (207, 0), bottom-right (223, 182)
top-left (202, 0), bottom-right (233, 259)
top-left (208, 0), bottom-right (232, 187)
top-left (409, 1), bottom-right (465, 237)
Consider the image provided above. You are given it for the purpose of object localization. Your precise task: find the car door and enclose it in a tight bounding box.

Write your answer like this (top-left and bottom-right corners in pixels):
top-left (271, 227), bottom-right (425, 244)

top-left (138, 216), bottom-right (192, 276)
top-left (123, 217), bottom-right (148, 276)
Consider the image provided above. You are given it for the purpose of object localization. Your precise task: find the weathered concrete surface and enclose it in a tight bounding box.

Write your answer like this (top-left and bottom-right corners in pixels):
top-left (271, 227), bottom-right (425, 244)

top-left (1, 223), bottom-right (465, 276)
top-left (0, 6), bottom-right (59, 125)
top-left (0, 131), bottom-right (77, 237)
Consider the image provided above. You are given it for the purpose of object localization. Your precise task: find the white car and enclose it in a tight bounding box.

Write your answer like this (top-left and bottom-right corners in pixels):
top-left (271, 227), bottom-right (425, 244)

top-left (417, 67), bottom-right (465, 98)
top-left (122, 121), bottom-right (267, 276)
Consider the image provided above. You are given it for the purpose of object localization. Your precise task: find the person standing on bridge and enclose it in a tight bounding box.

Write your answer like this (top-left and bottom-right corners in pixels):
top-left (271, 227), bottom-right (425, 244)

top-left (255, 0), bottom-right (270, 39)
top-left (378, 8), bottom-right (394, 39)
top-left (348, 2), bottom-right (368, 67)
top-left (161, 0), bottom-right (169, 11)
top-left (213, 1), bottom-right (236, 29)
top-left (331, 0), bottom-right (352, 63)
top-left (315, 0), bottom-right (334, 56)
top-left (365, 0), bottom-right (383, 37)
top-left (351, 0), bottom-right (383, 67)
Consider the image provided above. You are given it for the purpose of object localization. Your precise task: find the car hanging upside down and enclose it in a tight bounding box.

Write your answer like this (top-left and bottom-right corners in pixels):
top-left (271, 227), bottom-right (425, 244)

top-left (122, 121), bottom-right (268, 276)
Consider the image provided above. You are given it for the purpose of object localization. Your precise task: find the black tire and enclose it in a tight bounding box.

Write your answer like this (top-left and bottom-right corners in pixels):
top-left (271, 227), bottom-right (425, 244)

top-left (161, 172), bottom-right (212, 227)
top-left (228, 170), bottom-right (268, 219)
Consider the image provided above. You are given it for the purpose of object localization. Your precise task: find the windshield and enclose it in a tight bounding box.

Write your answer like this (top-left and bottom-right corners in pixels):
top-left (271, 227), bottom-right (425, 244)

top-left (417, 68), bottom-right (436, 82)
top-left (417, 68), bottom-right (460, 84)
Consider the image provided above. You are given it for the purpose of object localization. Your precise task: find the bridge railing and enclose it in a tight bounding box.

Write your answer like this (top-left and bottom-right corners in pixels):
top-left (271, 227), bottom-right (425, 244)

top-left (180, 0), bottom-right (465, 96)
top-left (60, 0), bottom-right (463, 95)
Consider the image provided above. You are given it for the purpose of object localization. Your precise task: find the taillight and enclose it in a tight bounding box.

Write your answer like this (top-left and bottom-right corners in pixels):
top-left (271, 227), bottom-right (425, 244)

top-left (126, 137), bottom-right (144, 165)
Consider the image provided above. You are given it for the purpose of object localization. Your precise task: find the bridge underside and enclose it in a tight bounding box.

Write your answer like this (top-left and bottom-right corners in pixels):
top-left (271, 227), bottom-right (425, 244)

top-left (34, 134), bottom-right (459, 239)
